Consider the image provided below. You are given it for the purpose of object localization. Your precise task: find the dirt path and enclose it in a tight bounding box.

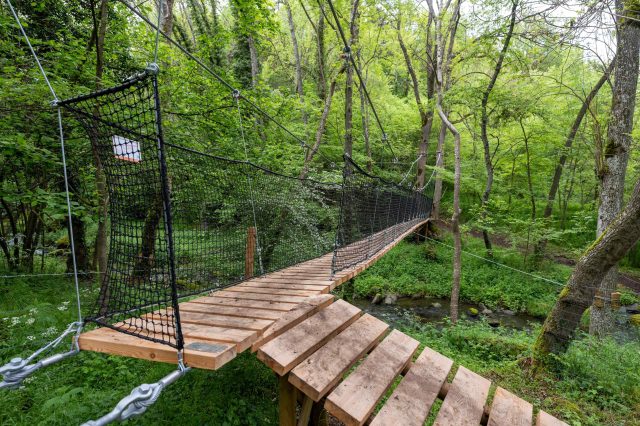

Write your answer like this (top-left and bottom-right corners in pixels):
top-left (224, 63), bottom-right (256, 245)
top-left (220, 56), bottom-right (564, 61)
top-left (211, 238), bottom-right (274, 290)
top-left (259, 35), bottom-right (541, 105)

top-left (430, 219), bottom-right (640, 294)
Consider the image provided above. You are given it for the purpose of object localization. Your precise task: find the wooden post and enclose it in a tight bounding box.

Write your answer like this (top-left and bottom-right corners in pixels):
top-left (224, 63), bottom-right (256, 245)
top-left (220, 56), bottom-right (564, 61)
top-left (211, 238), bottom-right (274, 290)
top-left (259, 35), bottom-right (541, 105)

top-left (593, 289), bottom-right (604, 308)
top-left (279, 374), bottom-right (296, 426)
top-left (611, 291), bottom-right (621, 311)
top-left (245, 226), bottom-right (256, 279)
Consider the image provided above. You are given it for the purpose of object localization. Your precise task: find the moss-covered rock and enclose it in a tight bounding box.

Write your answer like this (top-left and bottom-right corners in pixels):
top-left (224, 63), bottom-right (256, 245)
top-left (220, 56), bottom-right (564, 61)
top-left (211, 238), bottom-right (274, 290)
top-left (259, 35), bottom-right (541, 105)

top-left (630, 314), bottom-right (640, 327)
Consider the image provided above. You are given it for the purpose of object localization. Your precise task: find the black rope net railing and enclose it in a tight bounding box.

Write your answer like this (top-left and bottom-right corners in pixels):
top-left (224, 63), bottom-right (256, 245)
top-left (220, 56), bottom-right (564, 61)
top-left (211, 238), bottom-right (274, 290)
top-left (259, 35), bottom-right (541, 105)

top-left (58, 70), bottom-right (432, 349)
top-left (331, 157), bottom-right (433, 272)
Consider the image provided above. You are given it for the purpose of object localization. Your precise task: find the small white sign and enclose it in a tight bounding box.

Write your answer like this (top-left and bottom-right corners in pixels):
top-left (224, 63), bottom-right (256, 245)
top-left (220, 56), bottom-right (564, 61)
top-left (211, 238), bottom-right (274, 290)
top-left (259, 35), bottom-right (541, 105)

top-left (112, 135), bottom-right (141, 163)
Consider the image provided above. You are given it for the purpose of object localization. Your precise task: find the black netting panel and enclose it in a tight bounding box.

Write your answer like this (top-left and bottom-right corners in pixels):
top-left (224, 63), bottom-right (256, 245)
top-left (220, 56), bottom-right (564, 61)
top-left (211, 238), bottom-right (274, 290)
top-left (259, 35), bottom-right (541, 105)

top-left (331, 156), bottom-right (432, 272)
top-left (59, 72), bottom-right (182, 348)
top-left (59, 71), bottom-right (432, 348)
top-left (164, 144), bottom-right (341, 296)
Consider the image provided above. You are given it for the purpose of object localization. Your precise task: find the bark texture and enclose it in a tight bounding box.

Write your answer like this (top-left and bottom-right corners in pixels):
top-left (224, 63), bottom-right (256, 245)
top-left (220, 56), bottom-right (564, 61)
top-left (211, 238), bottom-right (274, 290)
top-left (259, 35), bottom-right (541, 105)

top-left (590, 5), bottom-right (640, 335)
top-left (479, 0), bottom-right (518, 256)
top-left (534, 177), bottom-right (640, 358)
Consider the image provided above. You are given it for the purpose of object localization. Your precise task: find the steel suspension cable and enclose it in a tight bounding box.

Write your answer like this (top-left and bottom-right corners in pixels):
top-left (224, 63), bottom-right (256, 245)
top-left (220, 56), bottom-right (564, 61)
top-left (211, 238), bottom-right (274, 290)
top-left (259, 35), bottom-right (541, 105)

top-left (153, 0), bottom-right (162, 63)
top-left (117, 0), bottom-right (338, 167)
top-left (325, 0), bottom-right (397, 160)
top-left (233, 91), bottom-right (265, 274)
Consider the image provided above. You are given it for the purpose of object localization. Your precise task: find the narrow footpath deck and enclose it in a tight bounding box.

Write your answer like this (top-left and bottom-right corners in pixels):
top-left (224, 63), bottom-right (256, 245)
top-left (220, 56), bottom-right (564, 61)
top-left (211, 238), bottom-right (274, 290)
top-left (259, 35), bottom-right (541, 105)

top-left (79, 219), bottom-right (567, 425)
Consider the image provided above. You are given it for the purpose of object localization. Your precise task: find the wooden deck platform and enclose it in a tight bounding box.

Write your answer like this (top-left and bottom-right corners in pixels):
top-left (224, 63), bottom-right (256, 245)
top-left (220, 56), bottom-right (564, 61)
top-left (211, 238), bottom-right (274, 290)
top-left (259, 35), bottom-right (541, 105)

top-left (256, 300), bottom-right (568, 426)
top-left (78, 219), bottom-right (427, 370)
top-left (78, 218), bottom-right (567, 425)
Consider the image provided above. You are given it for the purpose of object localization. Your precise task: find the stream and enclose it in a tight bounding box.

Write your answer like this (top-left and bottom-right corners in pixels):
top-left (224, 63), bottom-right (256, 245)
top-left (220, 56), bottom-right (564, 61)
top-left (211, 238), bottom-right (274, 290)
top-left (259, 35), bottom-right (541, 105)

top-left (352, 296), bottom-right (542, 330)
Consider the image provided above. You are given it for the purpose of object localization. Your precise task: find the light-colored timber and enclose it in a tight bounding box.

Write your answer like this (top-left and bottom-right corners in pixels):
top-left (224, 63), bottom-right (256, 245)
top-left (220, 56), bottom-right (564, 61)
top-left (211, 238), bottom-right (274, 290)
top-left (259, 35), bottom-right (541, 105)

top-left (78, 218), bottom-right (566, 425)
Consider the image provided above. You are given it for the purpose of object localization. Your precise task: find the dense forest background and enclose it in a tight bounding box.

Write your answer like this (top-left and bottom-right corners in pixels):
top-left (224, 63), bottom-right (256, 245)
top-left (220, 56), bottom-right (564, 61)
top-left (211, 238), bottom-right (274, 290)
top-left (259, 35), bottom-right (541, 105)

top-left (2, 0), bottom-right (640, 424)
top-left (3, 0), bottom-right (639, 278)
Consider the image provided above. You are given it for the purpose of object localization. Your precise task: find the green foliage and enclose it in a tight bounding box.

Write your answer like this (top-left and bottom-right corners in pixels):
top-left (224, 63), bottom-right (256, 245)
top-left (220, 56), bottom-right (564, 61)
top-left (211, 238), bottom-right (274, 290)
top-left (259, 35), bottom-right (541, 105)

top-left (403, 320), bottom-right (640, 425)
top-left (354, 238), bottom-right (570, 317)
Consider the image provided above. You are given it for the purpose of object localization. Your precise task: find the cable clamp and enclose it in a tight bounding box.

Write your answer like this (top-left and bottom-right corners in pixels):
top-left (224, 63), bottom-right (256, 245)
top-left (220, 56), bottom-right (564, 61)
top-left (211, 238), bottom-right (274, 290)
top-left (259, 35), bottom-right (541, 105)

top-left (83, 365), bottom-right (190, 426)
top-left (145, 63), bottom-right (160, 75)
top-left (0, 321), bottom-right (82, 389)
top-left (232, 89), bottom-right (241, 100)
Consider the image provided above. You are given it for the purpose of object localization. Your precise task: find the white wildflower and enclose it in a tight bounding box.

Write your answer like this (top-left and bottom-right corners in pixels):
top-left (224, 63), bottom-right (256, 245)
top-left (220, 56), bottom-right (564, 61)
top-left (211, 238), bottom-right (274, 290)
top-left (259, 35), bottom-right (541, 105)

top-left (26, 318), bottom-right (35, 325)
top-left (26, 335), bottom-right (35, 341)
top-left (11, 317), bottom-right (20, 326)
top-left (28, 307), bottom-right (38, 315)
top-left (57, 305), bottom-right (68, 311)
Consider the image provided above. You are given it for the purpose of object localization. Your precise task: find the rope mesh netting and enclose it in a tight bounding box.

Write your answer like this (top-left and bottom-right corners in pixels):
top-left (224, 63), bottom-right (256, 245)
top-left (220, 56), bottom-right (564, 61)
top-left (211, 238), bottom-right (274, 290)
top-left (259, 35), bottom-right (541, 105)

top-left (59, 70), bottom-right (432, 349)
top-left (332, 157), bottom-right (433, 271)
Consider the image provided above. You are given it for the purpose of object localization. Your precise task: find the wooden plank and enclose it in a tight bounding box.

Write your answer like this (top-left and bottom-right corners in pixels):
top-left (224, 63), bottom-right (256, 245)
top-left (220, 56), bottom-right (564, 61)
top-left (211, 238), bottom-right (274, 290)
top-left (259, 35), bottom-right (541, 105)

top-left (289, 314), bottom-right (389, 402)
top-left (238, 281), bottom-right (329, 293)
top-left (370, 347), bottom-right (453, 426)
top-left (79, 327), bottom-right (236, 370)
top-left (179, 301), bottom-right (282, 320)
top-left (537, 411), bottom-right (568, 426)
top-left (229, 286), bottom-right (320, 297)
top-left (433, 366), bottom-right (491, 426)
top-left (488, 387), bottom-right (533, 426)
top-left (190, 296), bottom-right (296, 312)
top-left (213, 290), bottom-right (309, 304)
top-left (178, 310), bottom-right (273, 332)
top-left (251, 278), bottom-right (334, 286)
top-left (324, 330), bottom-right (420, 426)
top-left (244, 280), bottom-right (330, 290)
top-left (251, 295), bottom-right (335, 351)
top-left (257, 300), bottom-right (362, 375)
top-left (179, 323), bottom-right (257, 352)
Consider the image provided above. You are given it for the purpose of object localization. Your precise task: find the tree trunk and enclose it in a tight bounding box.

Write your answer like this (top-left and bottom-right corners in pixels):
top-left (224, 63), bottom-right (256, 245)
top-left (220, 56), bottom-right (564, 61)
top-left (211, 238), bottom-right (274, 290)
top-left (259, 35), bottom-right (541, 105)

top-left (479, 0), bottom-right (518, 257)
top-left (431, 122), bottom-right (447, 220)
top-left (427, 0), bottom-right (462, 323)
top-left (396, 15), bottom-right (434, 189)
top-left (300, 77), bottom-right (340, 179)
top-left (316, 2), bottom-right (326, 100)
top-left (248, 35), bottom-right (260, 88)
top-left (285, 0), bottom-right (303, 97)
top-left (590, 4), bottom-right (640, 336)
top-left (534, 176), bottom-right (640, 360)
top-left (160, 0), bottom-right (175, 37)
top-left (93, 0), bottom-right (109, 276)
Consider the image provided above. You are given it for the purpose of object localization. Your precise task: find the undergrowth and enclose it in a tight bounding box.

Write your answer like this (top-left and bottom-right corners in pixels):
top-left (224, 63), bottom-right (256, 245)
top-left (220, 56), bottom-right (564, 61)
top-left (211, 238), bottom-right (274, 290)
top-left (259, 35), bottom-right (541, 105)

top-left (354, 236), bottom-right (573, 317)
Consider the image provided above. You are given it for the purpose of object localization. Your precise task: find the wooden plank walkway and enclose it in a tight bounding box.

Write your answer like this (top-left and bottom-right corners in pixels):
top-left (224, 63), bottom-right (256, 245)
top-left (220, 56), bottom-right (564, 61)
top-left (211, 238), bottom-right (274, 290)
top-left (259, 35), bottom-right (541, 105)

top-left (78, 219), bottom-right (427, 370)
top-left (256, 299), bottom-right (567, 426)
top-left (78, 217), bottom-right (567, 425)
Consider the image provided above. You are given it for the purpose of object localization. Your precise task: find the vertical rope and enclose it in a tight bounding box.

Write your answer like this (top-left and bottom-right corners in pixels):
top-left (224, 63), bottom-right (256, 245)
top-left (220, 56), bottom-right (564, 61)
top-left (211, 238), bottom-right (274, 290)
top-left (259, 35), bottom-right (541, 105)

top-left (153, 0), bottom-right (163, 64)
top-left (4, 0), bottom-right (83, 325)
top-left (234, 91), bottom-right (264, 274)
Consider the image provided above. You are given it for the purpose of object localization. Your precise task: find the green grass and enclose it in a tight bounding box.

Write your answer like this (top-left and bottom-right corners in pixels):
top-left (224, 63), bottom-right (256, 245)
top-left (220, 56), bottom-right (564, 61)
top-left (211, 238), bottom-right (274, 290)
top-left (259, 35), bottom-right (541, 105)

top-left (353, 236), bottom-right (573, 317)
top-left (2, 239), bottom-right (639, 425)
top-left (402, 320), bottom-right (640, 426)
top-left (0, 275), bottom-right (278, 425)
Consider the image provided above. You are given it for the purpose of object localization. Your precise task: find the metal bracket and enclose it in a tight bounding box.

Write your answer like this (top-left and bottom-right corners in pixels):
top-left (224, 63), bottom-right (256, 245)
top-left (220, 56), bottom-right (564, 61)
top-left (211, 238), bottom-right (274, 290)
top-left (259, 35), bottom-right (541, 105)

top-left (0, 321), bottom-right (82, 389)
top-left (83, 366), bottom-right (190, 426)
top-left (145, 63), bottom-right (160, 75)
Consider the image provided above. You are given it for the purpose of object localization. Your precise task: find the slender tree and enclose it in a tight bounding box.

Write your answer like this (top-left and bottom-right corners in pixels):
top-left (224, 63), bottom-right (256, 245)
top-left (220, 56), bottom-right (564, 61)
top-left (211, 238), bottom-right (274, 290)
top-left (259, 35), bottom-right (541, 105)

top-left (478, 0), bottom-right (518, 257)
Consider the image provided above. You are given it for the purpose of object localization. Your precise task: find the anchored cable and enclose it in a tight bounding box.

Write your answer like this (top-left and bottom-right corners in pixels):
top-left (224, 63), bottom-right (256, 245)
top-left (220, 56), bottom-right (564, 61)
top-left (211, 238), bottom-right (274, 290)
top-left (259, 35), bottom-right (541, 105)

top-left (234, 91), bottom-right (265, 274)
top-left (117, 0), bottom-right (338, 168)
top-left (325, 0), bottom-right (397, 160)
